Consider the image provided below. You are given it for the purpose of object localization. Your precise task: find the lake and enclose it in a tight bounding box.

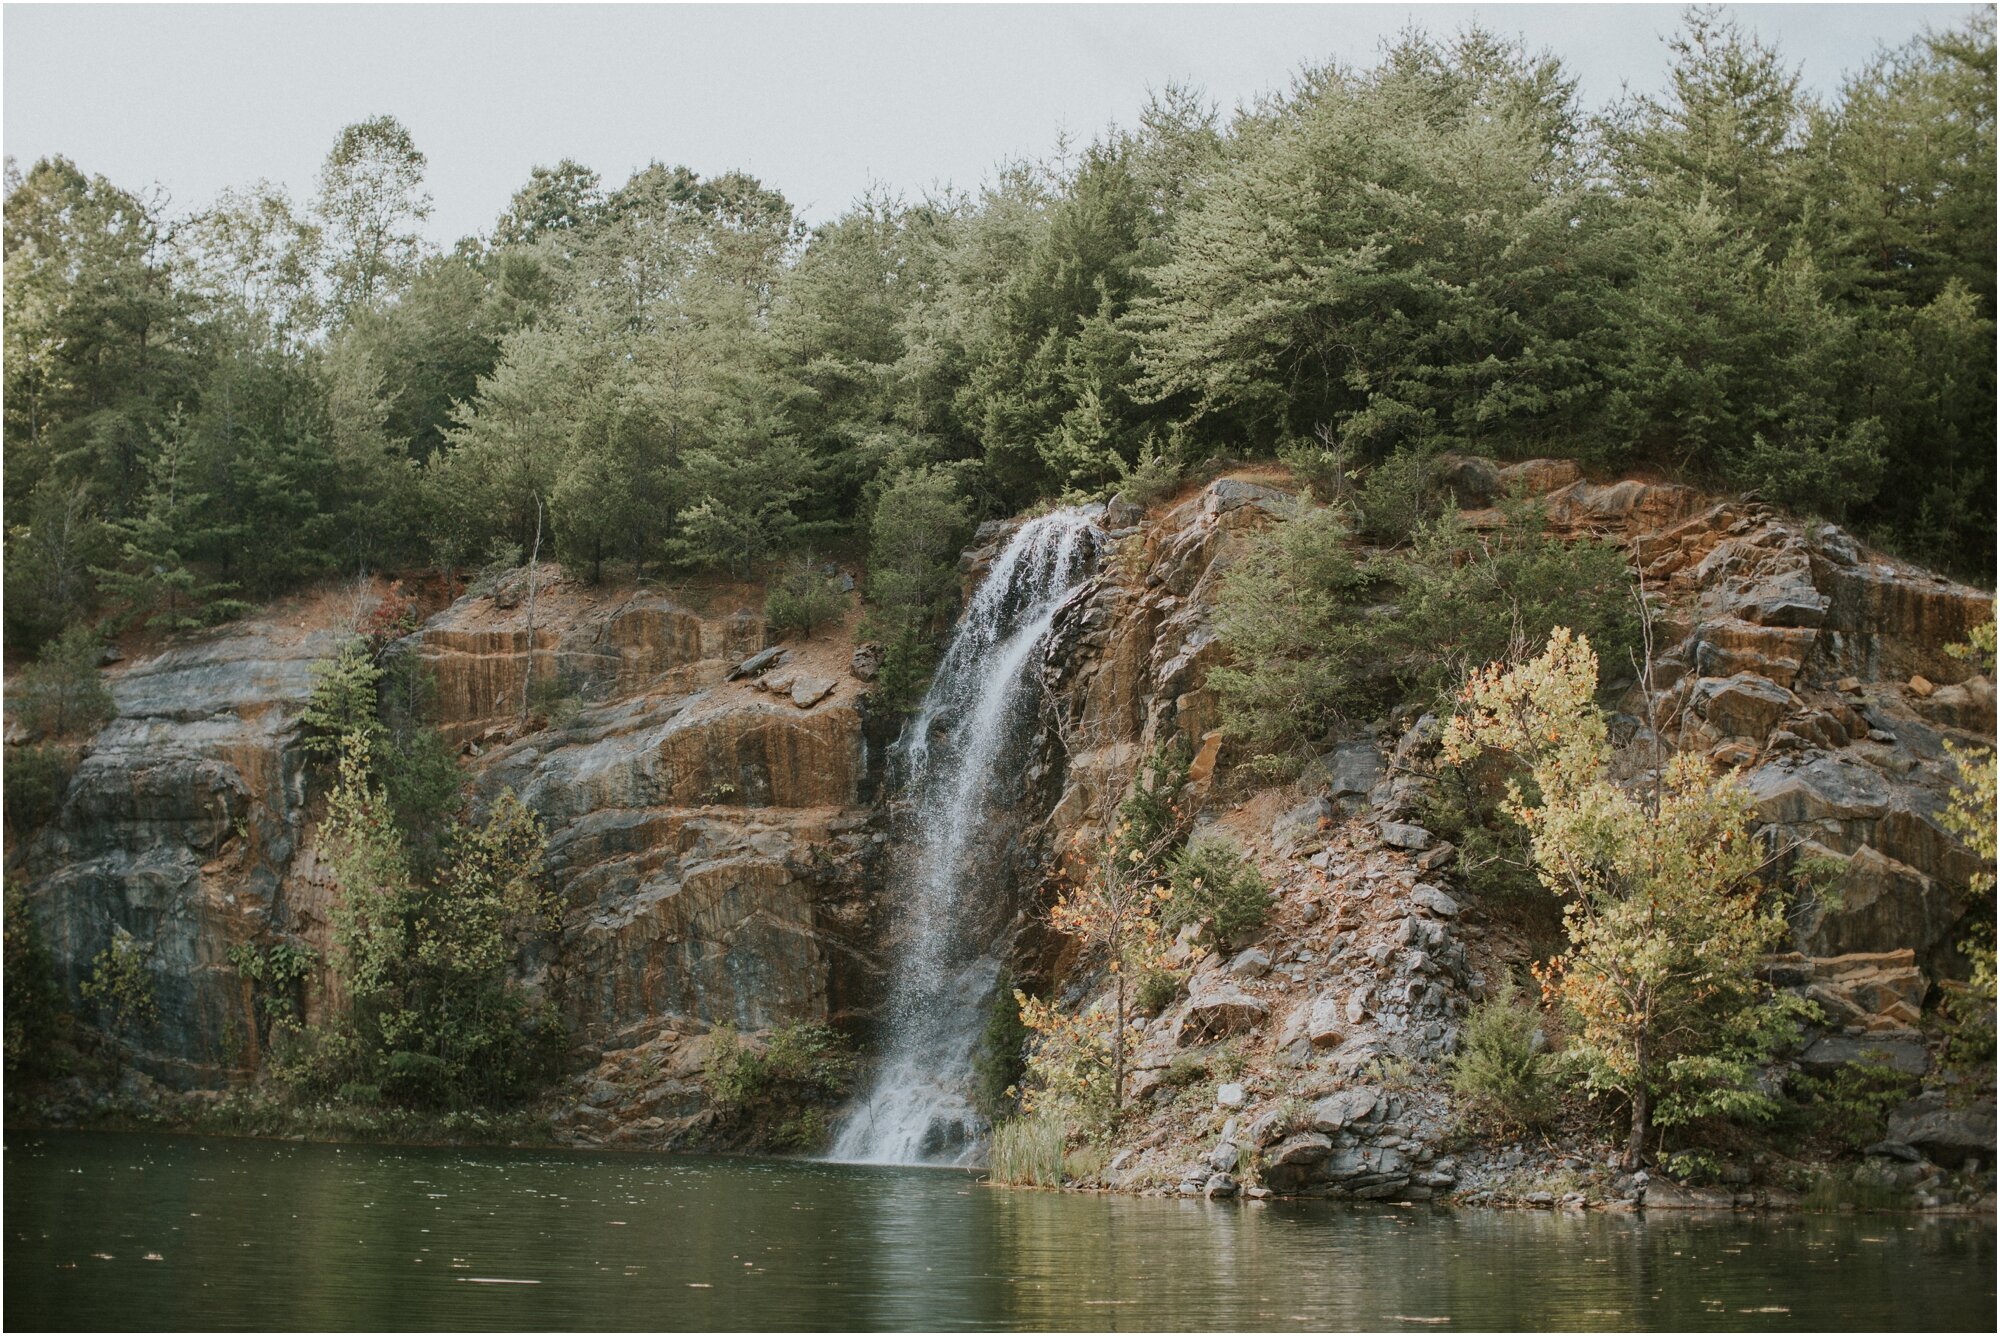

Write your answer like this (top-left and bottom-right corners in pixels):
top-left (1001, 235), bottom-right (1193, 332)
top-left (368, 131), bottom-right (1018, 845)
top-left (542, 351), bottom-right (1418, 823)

top-left (4, 1132), bottom-right (1993, 1331)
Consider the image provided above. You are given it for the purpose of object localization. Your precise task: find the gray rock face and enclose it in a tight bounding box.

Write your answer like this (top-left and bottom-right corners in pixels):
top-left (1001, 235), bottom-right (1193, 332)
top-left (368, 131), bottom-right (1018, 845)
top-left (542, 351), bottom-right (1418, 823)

top-left (1887, 1092), bottom-right (1996, 1168)
top-left (1313, 742), bottom-right (1386, 813)
top-left (12, 621), bottom-right (341, 1082)
top-left (1310, 1087), bottom-right (1380, 1133)
top-left (1177, 982), bottom-right (1269, 1045)
top-left (1378, 822), bottom-right (1434, 851)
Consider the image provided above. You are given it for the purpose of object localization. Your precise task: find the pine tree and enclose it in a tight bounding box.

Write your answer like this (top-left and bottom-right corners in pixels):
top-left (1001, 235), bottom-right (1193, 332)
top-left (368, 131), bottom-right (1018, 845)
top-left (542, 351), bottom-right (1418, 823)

top-left (90, 422), bottom-right (249, 632)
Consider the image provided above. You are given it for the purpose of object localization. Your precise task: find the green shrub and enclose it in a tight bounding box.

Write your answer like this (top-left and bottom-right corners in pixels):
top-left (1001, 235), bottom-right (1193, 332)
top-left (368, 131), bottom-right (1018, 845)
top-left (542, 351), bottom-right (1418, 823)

top-left (1356, 445), bottom-right (1443, 544)
top-left (4, 744), bottom-right (79, 835)
top-left (765, 556), bottom-right (848, 640)
top-left (1162, 835), bottom-right (1269, 949)
top-left (704, 1020), bottom-right (858, 1138)
top-left (972, 977), bottom-right (1029, 1120)
top-left (987, 1111), bottom-right (1067, 1186)
top-left (1118, 740), bottom-right (1191, 864)
top-left (1278, 430), bottom-right (1355, 506)
top-left (11, 623), bottom-right (115, 740)
top-left (4, 886), bottom-right (64, 1080)
top-left (1210, 494), bottom-right (1638, 771)
top-left (1790, 1059), bottom-right (1920, 1151)
top-left (1161, 1052), bottom-right (1208, 1088)
top-left (81, 933), bottom-right (158, 1042)
top-left (1133, 968), bottom-right (1184, 1016)
top-left (1116, 450), bottom-right (1185, 510)
top-left (1450, 980), bottom-right (1557, 1132)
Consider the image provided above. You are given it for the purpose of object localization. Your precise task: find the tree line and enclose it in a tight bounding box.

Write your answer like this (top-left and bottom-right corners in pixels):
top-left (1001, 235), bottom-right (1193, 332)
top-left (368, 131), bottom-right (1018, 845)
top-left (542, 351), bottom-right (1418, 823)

top-left (7, 10), bottom-right (1993, 666)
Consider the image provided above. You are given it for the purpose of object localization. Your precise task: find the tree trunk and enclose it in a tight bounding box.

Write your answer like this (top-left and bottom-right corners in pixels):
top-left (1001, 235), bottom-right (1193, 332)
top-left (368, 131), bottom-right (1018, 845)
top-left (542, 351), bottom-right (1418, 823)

top-left (519, 498), bottom-right (543, 725)
top-left (1113, 967), bottom-right (1127, 1113)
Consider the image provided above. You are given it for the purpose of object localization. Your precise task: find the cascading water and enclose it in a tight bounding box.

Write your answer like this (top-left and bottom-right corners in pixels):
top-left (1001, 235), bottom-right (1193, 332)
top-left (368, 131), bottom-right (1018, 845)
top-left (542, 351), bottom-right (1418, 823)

top-left (829, 508), bottom-right (1100, 1166)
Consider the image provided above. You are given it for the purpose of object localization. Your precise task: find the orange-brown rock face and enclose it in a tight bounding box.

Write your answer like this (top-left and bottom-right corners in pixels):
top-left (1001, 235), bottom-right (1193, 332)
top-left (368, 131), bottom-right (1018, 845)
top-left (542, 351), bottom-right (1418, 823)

top-left (467, 672), bottom-right (880, 1045)
top-left (7, 575), bottom-right (884, 1091)
top-left (415, 572), bottom-right (765, 743)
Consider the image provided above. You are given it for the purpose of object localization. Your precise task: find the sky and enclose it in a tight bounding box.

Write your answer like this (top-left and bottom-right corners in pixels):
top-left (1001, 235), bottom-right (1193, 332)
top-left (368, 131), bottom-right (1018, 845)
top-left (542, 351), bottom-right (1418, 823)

top-left (4, 2), bottom-right (1989, 239)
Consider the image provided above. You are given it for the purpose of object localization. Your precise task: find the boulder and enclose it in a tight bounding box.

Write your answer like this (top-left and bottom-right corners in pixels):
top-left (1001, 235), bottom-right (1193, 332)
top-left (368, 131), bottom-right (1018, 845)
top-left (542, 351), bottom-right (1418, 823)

top-left (1887, 1092), bottom-right (1996, 1168)
top-left (1178, 982), bottom-right (1269, 1045)
top-left (1409, 884), bottom-right (1460, 918)
top-left (1309, 1087), bottom-right (1380, 1133)
top-left (1278, 994), bottom-right (1345, 1050)
top-left (1204, 1173), bottom-right (1239, 1199)
top-left (1228, 948), bottom-right (1272, 980)
top-left (728, 646), bottom-right (785, 681)
top-left (1216, 1083), bottom-right (1247, 1109)
top-left (1379, 822), bottom-right (1435, 852)
top-left (789, 676), bottom-right (836, 709)
top-left (849, 643), bottom-right (883, 682)
top-left (1689, 673), bottom-right (1798, 738)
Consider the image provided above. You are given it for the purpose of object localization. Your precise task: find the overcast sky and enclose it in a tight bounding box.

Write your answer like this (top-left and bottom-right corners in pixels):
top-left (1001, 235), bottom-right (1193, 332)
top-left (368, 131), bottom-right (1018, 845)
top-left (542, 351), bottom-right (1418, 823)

top-left (4, 3), bottom-right (1987, 238)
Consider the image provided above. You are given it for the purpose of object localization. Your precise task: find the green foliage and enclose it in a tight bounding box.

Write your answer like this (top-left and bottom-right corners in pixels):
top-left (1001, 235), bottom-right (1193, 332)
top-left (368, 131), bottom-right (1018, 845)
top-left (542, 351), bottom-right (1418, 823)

top-left (4, 886), bottom-right (64, 1080)
top-left (283, 732), bottom-right (562, 1110)
top-left (765, 556), bottom-right (848, 640)
top-left (1207, 501), bottom-right (1373, 768)
top-left (1790, 1059), bottom-right (1921, 1152)
top-left (1450, 979), bottom-right (1556, 1132)
top-left (1446, 628), bottom-right (1814, 1161)
top-left (12, 622), bottom-right (115, 739)
top-left (226, 939), bottom-right (318, 1036)
top-left (3, 744), bottom-right (80, 835)
top-left (1356, 447), bottom-right (1445, 545)
top-left (862, 467), bottom-right (971, 712)
top-left (702, 1020), bottom-right (858, 1149)
top-left (971, 976), bottom-right (1030, 1121)
top-left (1161, 835), bottom-right (1269, 950)
top-left (987, 1111), bottom-right (1068, 1186)
top-left (1116, 739), bottom-right (1191, 863)
top-left (1211, 495), bottom-right (1638, 770)
top-left (300, 640), bottom-right (463, 844)
top-left (1132, 968), bottom-right (1184, 1016)
top-left (299, 638), bottom-right (386, 762)
top-left (81, 932), bottom-right (159, 1041)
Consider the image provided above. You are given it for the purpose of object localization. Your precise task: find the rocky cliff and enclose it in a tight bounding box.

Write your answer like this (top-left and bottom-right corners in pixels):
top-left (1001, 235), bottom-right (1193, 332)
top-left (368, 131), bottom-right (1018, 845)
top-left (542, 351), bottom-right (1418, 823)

top-left (5, 459), bottom-right (1992, 1191)
top-left (6, 572), bottom-right (890, 1102)
top-left (1005, 462), bottom-right (1993, 1205)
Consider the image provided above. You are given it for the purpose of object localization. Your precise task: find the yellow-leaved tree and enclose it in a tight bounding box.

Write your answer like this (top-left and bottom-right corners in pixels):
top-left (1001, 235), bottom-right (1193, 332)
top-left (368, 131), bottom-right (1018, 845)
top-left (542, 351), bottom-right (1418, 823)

top-left (1017, 825), bottom-right (1171, 1128)
top-left (1940, 621), bottom-right (1996, 1073)
top-left (1444, 627), bottom-right (1812, 1165)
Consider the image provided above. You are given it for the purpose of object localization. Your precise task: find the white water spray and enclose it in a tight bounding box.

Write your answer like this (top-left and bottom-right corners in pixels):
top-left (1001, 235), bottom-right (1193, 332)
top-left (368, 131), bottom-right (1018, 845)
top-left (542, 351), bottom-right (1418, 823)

top-left (829, 509), bottom-right (1100, 1165)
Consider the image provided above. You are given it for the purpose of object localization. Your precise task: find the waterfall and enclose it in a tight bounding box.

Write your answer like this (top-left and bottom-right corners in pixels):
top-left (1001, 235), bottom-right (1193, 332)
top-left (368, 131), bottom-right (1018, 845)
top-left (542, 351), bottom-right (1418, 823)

top-left (829, 508), bottom-right (1100, 1166)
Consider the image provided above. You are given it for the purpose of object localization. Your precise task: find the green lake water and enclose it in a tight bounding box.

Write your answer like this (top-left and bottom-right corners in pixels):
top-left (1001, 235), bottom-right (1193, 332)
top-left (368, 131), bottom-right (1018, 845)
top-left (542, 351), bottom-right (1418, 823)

top-left (4, 1131), bottom-right (1993, 1331)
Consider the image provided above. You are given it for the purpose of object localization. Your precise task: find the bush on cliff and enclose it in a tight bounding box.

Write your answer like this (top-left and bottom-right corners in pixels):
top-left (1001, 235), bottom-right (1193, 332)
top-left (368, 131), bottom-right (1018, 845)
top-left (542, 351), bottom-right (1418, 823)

top-left (1211, 495), bottom-right (1637, 772)
top-left (765, 556), bottom-right (848, 640)
top-left (1444, 628), bottom-right (1814, 1165)
top-left (1450, 979), bottom-right (1557, 1133)
top-left (275, 731), bottom-right (564, 1110)
top-left (1161, 835), bottom-right (1268, 950)
top-left (702, 1021), bottom-right (858, 1151)
top-left (12, 622), bottom-right (116, 740)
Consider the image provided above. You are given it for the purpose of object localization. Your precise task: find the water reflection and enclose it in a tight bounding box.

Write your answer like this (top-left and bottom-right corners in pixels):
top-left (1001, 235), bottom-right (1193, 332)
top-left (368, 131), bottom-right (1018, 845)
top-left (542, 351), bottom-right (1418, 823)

top-left (4, 1133), bottom-right (1993, 1331)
